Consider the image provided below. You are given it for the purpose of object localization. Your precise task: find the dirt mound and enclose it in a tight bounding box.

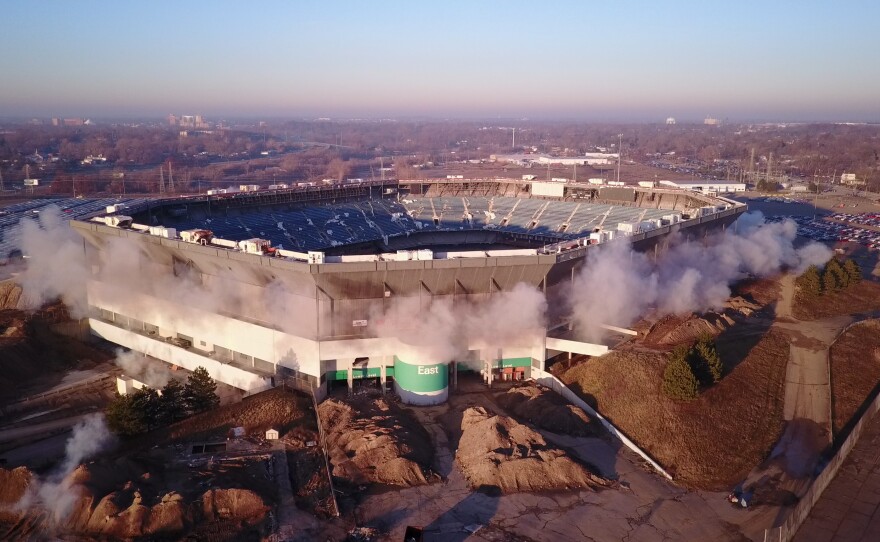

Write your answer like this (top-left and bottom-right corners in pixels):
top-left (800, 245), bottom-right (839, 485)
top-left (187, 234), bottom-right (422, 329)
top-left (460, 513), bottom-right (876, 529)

top-left (0, 280), bottom-right (23, 311)
top-left (0, 467), bottom-right (32, 506)
top-left (135, 385), bottom-right (315, 447)
top-left (0, 464), bottom-right (269, 541)
top-left (319, 396), bottom-right (434, 487)
top-left (642, 296), bottom-right (761, 346)
top-left (495, 385), bottom-right (593, 436)
top-left (455, 406), bottom-right (612, 493)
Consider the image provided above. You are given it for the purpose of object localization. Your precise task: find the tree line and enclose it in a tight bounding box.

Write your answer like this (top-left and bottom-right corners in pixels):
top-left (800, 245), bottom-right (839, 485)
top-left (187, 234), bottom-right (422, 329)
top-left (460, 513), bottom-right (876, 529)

top-left (106, 366), bottom-right (220, 437)
top-left (796, 258), bottom-right (862, 298)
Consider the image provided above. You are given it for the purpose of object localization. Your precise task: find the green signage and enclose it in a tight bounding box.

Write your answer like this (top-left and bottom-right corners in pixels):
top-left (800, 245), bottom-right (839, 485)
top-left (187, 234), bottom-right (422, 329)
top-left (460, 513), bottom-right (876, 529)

top-left (326, 367), bottom-right (383, 381)
top-left (499, 357), bottom-right (532, 369)
top-left (393, 356), bottom-right (448, 393)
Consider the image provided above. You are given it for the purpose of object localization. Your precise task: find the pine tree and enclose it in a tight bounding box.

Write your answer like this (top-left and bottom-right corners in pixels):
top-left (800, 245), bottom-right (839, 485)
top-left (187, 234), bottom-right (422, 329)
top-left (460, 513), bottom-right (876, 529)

top-left (185, 366), bottom-right (220, 413)
top-left (797, 265), bottom-right (822, 297)
top-left (663, 347), bottom-right (699, 400)
top-left (844, 258), bottom-right (862, 285)
top-left (106, 392), bottom-right (147, 436)
top-left (695, 333), bottom-right (723, 384)
top-left (158, 379), bottom-right (187, 425)
top-left (826, 259), bottom-right (849, 289)
top-left (822, 266), bottom-right (840, 292)
top-left (131, 387), bottom-right (162, 430)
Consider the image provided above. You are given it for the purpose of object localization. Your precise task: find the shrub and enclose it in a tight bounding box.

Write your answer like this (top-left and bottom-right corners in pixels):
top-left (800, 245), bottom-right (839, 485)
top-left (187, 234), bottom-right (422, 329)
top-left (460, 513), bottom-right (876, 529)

top-left (695, 333), bottom-right (723, 384)
top-left (663, 346), bottom-right (700, 400)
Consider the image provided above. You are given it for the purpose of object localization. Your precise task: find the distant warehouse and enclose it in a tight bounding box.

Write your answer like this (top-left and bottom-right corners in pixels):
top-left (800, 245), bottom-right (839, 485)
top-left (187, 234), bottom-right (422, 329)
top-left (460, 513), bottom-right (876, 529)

top-left (659, 179), bottom-right (746, 194)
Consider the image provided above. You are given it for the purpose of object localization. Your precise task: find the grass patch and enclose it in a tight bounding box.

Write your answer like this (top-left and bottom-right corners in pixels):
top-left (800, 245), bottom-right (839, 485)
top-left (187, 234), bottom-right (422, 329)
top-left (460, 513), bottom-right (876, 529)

top-left (794, 280), bottom-right (880, 320)
top-left (829, 319), bottom-right (880, 436)
top-left (560, 330), bottom-right (789, 490)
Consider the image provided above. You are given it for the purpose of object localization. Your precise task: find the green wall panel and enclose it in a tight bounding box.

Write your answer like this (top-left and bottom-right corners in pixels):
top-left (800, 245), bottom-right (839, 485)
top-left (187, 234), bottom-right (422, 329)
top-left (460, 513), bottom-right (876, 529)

top-left (393, 356), bottom-right (447, 393)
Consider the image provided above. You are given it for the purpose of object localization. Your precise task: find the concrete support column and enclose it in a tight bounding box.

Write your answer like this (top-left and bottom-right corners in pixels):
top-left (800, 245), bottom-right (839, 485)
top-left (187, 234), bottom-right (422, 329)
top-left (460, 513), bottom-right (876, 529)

top-left (346, 360), bottom-right (354, 395)
top-left (380, 364), bottom-right (386, 394)
top-left (485, 360), bottom-right (493, 387)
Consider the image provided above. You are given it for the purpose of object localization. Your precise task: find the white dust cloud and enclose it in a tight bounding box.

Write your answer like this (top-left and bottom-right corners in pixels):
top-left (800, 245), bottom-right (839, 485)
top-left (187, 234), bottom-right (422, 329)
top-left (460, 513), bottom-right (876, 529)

top-left (10, 206), bottom-right (90, 316)
top-left (114, 348), bottom-right (171, 388)
top-left (15, 414), bottom-right (114, 523)
top-left (569, 212), bottom-right (832, 341)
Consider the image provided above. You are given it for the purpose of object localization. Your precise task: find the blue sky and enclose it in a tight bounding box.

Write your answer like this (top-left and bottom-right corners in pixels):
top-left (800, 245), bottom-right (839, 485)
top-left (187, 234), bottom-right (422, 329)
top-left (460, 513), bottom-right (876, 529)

top-left (1, 0), bottom-right (878, 121)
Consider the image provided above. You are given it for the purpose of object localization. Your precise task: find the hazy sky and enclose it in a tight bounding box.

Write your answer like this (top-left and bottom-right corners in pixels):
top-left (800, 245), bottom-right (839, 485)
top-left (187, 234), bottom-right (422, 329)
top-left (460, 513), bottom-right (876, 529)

top-left (2, 0), bottom-right (878, 121)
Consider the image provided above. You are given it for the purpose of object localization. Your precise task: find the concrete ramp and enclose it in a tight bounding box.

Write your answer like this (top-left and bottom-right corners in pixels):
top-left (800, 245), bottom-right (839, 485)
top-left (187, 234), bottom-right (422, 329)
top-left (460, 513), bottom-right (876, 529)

top-left (545, 337), bottom-right (609, 357)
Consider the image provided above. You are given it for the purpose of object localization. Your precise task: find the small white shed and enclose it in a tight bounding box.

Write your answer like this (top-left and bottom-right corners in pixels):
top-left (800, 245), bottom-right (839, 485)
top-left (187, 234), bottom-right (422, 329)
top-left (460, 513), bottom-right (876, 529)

top-left (265, 428), bottom-right (279, 440)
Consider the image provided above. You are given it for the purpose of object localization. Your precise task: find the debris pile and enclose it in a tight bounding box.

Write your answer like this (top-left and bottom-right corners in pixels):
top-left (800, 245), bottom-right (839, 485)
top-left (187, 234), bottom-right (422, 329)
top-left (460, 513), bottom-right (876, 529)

top-left (495, 385), bottom-right (594, 436)
top-left (454, 406), bottom-right (612, 493)
top-left (319, 397), bottom-right (435, 487)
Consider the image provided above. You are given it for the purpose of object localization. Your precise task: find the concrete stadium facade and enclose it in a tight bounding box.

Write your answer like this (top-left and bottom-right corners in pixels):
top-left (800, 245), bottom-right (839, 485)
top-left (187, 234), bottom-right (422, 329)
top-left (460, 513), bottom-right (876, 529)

top-left (69, 181), bottom-right (746, 405)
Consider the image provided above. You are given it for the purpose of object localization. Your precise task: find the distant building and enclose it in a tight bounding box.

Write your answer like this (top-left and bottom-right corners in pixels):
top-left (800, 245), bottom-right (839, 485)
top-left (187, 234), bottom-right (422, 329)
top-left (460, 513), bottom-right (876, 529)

top-left (840, 173), bottom-right (865, 186)
top-left (666, 117), bottom-right (676, 125)
top-left (51, 118), bottom-right (60, 126)
top-left (659, 179), bottom-right (745, 194)
top-left (491, 152), bottom-right (619, 166)
top-left (63, 118), bottom-right (85, 126)
top-left (176, 114), bottom-right (209, 129)
top-left (167, 114), bottom-right (178, 126)
top-left (704, 117), bottom-right (719, 126)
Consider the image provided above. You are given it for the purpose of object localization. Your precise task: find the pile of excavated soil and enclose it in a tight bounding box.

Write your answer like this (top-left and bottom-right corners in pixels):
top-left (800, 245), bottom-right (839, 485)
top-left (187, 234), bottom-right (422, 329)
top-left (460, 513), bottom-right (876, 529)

top-left (636, 296), bottom-right (762, 347)
top-left (641, 295), bottom-right (763, 347)
top-left (0, 465), bottom-right (270, 541)
top-left (148, 386), bottom-right (314, 445)
top-left (0, 280), bottom-right (23, 311)
top-left (495, 385), bottom-right (594, 437)
top-left (319, 396), bottom-right (434, 487)
top-left (455, 406), bottom-right (612, 493)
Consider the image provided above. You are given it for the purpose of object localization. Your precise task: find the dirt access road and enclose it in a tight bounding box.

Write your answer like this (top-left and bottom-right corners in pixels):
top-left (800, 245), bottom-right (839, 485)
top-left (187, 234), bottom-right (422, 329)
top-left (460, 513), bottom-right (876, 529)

top-left (743, 274), bottom-right (871, 509)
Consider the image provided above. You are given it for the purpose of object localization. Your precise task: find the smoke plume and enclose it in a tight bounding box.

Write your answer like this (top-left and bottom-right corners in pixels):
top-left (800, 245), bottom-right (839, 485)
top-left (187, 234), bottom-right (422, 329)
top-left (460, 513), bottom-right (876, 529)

top-left (115, 348), bottom-right (171, 388)
top-left (569, 212), bottom-right (832, 341)
top-left (16, 414), bottom-right (114, 523)
top-left (10, 206), bottom-right (89, 316)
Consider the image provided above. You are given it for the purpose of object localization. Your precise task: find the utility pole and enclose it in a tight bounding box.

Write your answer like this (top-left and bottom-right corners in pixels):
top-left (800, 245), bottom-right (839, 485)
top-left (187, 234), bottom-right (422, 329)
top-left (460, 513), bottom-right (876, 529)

top-left (616, 134), bottom-right (622, 184)
top-left (748, 148), bottom-right (755, 184)
top-left (168, 162), bottom-right (175, 192)
top-left (159, 166), bottom-right (166, 194)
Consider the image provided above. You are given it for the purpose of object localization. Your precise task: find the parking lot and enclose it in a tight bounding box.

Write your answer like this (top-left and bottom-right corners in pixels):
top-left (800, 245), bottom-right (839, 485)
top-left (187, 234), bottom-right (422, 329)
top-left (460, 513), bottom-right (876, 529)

top-left (765, 213), bottom-right (880, 250)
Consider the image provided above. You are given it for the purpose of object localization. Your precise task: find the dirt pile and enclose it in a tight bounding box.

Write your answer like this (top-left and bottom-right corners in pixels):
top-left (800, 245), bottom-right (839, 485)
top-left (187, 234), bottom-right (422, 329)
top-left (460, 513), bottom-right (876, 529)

top-left (0, 280), bottom-right (23, 310)
top-left (0, 465), bottom-right (270, 541)
top-left (495, 385), bottom-right (593, 436)
top-left (319, 396), bottom-right (434, 487)
top-left (643, 295), bottom-right (762, 346)
top-left (455, 406), bottom-right (612, 493)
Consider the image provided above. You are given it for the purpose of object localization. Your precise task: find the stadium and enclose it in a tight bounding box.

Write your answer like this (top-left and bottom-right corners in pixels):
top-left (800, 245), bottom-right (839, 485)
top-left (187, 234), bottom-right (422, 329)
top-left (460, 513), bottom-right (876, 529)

top-left (2, 178), bottom-right (745, 405)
